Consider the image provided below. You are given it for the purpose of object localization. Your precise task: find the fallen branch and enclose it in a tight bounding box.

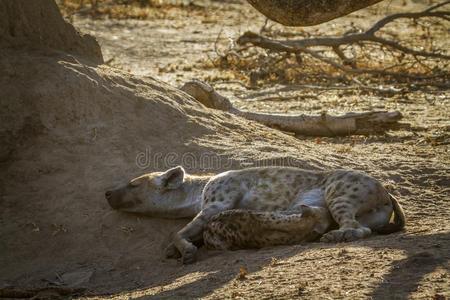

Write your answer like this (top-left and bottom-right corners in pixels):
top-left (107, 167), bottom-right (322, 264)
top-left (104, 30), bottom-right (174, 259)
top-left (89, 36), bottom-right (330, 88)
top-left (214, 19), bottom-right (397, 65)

top-left (236, 2), bottom-right (450, 79)
top-left (182, 80), bottom-right (409, 136)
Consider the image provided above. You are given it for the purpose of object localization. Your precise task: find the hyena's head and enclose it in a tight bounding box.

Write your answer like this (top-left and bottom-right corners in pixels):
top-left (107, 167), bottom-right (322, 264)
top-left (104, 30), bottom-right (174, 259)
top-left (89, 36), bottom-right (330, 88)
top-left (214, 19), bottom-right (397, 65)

top-left (301, 205), bottom-right (333, 235)
top-left (105, 166), bottom-right (187, 215)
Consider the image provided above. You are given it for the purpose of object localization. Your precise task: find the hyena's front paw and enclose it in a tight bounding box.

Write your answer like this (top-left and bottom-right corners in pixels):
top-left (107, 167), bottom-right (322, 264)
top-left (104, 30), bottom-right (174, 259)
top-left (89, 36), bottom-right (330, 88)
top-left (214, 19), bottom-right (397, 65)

top-left (320, 227), bottom-right (371, 243)
top-left (165, 243), bottom-right (181, 259)
top-left (181, 244), bottom-right (198, 264)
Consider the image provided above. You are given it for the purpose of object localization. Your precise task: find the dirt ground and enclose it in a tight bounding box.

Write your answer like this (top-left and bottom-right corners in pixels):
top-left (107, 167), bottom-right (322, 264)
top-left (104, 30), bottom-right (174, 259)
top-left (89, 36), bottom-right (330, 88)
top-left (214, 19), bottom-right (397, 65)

top-left (1, 0), bottom-right (449, 299)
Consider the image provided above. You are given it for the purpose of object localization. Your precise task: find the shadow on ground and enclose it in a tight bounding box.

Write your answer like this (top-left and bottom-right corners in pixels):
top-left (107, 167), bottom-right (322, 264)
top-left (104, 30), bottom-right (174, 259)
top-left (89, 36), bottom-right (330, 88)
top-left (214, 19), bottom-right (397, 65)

top-left (84, 231), bottom-right (449, 299)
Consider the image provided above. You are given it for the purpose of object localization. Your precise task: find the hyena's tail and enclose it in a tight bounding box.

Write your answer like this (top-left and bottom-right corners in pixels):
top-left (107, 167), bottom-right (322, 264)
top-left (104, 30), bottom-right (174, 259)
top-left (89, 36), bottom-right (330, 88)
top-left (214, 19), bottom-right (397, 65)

top-left (373, 193), bottom-right (406, 234)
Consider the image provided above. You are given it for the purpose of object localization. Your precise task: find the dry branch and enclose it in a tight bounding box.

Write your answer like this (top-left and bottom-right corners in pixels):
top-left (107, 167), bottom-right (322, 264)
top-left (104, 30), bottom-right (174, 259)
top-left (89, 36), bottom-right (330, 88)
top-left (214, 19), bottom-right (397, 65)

top-left (236, 2), bottom-right (450, 79)
top-left (182, 80), bottom-right (409, 137)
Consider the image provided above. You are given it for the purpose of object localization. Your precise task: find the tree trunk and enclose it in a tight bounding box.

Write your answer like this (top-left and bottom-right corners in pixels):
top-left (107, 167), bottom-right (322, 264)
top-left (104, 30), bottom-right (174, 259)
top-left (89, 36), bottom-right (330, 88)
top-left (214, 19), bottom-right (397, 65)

top-left (246, 0), bottom-right (383, 26)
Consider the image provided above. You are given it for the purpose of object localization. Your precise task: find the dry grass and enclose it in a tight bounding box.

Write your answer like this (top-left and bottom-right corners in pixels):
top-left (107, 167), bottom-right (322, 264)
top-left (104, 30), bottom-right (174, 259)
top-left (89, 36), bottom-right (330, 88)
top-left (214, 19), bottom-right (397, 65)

top-left (204, 13), bottom-right (450, 89)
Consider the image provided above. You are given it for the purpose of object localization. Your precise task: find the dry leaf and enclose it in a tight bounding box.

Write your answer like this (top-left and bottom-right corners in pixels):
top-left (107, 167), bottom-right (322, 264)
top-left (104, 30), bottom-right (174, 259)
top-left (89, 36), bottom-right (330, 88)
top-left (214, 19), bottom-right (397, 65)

top-left (237, 266), bottom-right (248, 280)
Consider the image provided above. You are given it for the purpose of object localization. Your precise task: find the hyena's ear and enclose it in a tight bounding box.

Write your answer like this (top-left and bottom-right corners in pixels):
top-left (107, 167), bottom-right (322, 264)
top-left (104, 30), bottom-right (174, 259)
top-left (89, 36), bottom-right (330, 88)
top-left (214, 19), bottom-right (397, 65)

top-left (159, 166), bottom-right (185, 189)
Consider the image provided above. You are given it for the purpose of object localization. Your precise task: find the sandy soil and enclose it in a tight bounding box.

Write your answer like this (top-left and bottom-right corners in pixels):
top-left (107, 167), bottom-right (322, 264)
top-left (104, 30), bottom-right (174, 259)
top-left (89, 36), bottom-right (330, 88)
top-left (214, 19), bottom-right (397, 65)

top-left (73, 1), bottom-right (449, 298)
top-left (1, 0), bottom-right (449, 299)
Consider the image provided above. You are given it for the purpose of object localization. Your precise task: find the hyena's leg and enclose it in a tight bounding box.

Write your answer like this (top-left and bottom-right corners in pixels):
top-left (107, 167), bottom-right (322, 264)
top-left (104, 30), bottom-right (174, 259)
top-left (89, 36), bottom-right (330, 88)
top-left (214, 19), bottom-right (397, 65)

top-left (170, 178), bottom-right (243, 263)
top-left (205, 207), bottom-right (331, 250)
top-left (172, 204), bottom-right (229, 264)
top-left (164, 243), bottom-right (181, 259)
top-left (258, 206), bottom-right (330, 233)
top-left (204, 210), bottom-right (303, 250)
top-left (321, 173), bottom-right (389, 242)
top-left (320, 195), bottom-right (371, 242)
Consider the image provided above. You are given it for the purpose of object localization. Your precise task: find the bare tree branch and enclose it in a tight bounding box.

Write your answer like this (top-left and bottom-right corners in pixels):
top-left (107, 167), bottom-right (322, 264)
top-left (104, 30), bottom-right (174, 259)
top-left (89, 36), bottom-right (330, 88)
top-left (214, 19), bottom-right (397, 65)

top-left (237, 32), bottom-right (444, 79)
top-left (235, 3), bottom-right (450, 79)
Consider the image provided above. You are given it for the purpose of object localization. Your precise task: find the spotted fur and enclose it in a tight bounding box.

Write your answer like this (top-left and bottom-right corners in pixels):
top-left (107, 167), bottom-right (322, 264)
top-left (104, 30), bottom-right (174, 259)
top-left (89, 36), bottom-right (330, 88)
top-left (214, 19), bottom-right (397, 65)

top-left (105, 166), bottom-right (406, 264)
top-left (203, 206), bottom-right (332, 250)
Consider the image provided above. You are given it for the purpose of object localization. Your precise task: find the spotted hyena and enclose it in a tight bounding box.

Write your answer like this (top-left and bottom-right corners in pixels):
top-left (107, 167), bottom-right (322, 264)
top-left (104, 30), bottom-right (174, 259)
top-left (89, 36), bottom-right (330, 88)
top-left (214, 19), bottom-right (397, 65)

top-left (203, 205), bottom-right (332, 250)
top-left (105, 166), bottom-right (405, 264)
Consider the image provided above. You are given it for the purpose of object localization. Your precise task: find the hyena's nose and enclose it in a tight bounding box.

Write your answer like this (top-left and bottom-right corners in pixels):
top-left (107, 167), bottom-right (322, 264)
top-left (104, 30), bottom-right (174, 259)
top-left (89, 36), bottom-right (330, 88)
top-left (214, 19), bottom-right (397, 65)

top-left (105, 191), bottom-right (112, 199)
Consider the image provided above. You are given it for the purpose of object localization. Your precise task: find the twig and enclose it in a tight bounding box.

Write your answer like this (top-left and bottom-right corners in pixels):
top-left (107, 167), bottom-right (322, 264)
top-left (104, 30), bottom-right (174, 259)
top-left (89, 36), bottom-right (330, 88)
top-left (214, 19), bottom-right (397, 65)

top-left (235, 2), bottom-right (450, 79)
top-left (260, 18), bottom-right (270, 34)
top-left (238, 32), bottom-right (443, 79)
top-left (424, 0), bottom-right (450, 13)
top-left (214, 28), bottom-right (225, 58)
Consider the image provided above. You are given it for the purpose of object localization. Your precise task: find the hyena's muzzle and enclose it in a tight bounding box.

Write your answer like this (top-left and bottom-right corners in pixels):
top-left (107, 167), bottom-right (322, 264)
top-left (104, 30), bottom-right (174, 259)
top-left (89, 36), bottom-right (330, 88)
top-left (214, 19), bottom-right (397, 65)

top-left (105, 187), bottom-right (132, 210)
